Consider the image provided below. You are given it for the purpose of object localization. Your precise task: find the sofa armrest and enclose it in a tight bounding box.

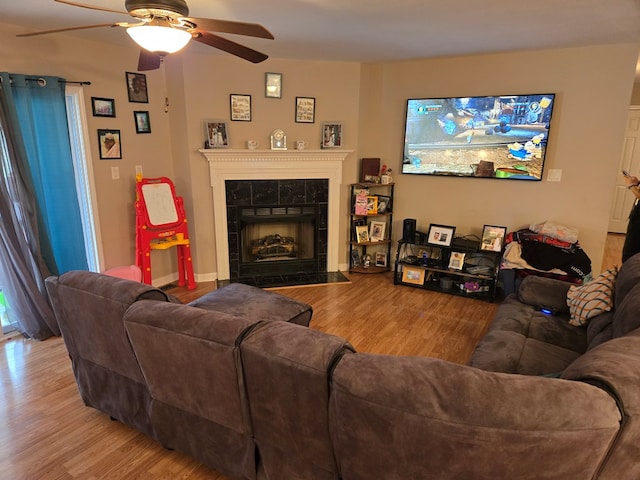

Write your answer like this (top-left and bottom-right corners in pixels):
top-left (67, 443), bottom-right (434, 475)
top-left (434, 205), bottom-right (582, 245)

top-left (330, 353), bottom-right (620, 480)
top-left (562, 331), bottom-right (640, 479)
top-left (517, 275), bottom-right (571, 314)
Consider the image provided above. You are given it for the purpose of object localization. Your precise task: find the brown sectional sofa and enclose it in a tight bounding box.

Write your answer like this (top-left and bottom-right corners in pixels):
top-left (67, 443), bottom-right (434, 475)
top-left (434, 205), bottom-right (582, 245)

top-left (46, 259), bottom-right (640, 479)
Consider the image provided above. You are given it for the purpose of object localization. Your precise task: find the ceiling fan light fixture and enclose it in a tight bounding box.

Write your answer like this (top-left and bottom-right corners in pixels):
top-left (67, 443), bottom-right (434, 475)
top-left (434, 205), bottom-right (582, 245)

top-left (127, 24), bottom-right (191, 54)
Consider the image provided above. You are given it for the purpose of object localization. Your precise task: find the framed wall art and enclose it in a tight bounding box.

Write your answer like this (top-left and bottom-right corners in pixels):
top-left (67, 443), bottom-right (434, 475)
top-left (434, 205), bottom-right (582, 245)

top-left (265, 72), bottom-right (282, 98)
top-left (125, 72), bottom-right (148, 103)
top-left (322, 122), bottom-right (342, 148)
top-left (295, 96), bottom-right (315, 123)
top-left (427, 224), bottom-right (456, 247)
top-left (91, 97), bottom-right (115, 117)
top-left (134, 111), bottom-right (151, 134)
top-left (230, 94), bottom-right (251, 121)
top-left (203, 120), bottom-right (229, 148)
top-left (97, 129), bottom-right (122, 159)
top-left (481, 225), bottom-right (508, 252)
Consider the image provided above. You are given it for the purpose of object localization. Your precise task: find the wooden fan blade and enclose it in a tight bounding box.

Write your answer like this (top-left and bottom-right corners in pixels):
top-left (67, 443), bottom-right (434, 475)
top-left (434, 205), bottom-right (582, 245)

top-left (54, 0), bottom-right (127, 15)
top-left (194, 31), bottom-right (268, 63)
top-left (138, 50), bottom-right (163, 71)
top-left (16, 23), bottom-right (117, 37)
top-left (186, 17), bottom-right (274, 39)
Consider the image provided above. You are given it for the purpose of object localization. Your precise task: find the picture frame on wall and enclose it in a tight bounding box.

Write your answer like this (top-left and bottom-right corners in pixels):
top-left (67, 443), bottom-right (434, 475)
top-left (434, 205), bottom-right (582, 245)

top-left (426, 224), bottom-right (456, 247)
top-left (203, 120), bottom-right (229, 148)
top-left (322, 122), bottom-right (342, 148)
top-left (230, 94), bottom-right (251, 121)
top-left (265, 72), bottom-right (282, 98)
top-left (125, 72), bottom-right (148, 103)
top-left (481, 225), bottom-right (508, 252)
top-left (91, 97), bottom-right (115, 117)
top-left (97, 129), bottom-right (122, 159)
top-left (295, 96), bottom-right (315, 123)
top-left (133, 111), bottom-right (151, 134)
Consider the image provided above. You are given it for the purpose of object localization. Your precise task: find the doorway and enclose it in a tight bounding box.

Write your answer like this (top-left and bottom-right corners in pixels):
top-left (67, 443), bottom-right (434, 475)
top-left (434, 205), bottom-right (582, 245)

top-left (608, 107), bottom-right (640, 233)
top-left (64, 85), bottom-right (103, 272)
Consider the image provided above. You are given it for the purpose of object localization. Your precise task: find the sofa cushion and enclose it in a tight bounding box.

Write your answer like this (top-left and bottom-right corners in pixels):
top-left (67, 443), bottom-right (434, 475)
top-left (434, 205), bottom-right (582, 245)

top-left (517, 275), bottom-right (571, 314)
top-left (468, 294), bottom-right (587, 375)
top-left (566, 267), bottom-right (617, 326)
top-left (612, 282), bottom-right (640, 338)
top-left (188, 282), bottom-right (313, 326)
top-left (613, 251), bottom-right (640, 306)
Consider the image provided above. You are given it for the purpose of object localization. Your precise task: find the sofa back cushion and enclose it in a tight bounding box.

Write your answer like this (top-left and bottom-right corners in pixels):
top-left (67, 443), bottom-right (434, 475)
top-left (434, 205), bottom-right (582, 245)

top-left (614, 251), bottom-right (640, 307)
top-left (44, 270), bottom-right (169, 437)
top-left (124, 300), bottom-right (260, 479)
top-left (240, 321), bottom-right (353, 480)
top-left (331, 353), bottom-right (621, 480)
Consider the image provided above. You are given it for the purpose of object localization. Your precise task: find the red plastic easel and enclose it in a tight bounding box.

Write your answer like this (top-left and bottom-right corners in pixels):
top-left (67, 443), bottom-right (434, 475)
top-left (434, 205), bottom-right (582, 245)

top-left (135, 175), bottom-right (196, 290)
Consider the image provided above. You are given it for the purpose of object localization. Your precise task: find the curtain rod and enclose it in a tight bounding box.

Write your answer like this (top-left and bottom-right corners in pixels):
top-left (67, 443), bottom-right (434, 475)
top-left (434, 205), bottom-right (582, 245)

top-left (21, 77), bottom-right (91, 86)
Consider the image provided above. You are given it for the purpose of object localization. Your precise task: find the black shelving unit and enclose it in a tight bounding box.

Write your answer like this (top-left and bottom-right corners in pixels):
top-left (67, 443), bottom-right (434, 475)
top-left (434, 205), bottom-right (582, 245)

top-left (348, 182), bottom-right (394, 274)
top-left (393, 231), bottom-right (501, 301)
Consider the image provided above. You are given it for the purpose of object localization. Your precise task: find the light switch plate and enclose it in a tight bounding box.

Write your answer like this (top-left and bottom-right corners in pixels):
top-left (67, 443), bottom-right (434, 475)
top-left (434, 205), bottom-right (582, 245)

top-left (111, 166), bottom-right (120, 180)
top-left (547, 169), bottom-right (562, 182)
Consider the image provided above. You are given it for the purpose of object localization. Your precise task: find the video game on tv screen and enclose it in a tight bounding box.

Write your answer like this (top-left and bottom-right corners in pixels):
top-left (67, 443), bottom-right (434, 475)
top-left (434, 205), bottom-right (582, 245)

top-left (402, 93), bottom-right (555, 181)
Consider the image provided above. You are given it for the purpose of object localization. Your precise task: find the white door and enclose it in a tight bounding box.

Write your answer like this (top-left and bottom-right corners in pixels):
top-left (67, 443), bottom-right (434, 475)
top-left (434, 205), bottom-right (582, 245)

top-left (609, 107), bottom-right (640, 233)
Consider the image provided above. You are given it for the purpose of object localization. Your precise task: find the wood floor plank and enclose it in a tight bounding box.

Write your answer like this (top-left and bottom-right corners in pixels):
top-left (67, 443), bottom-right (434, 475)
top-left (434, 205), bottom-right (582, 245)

top-left (0, 234), bottom-right (623, 479)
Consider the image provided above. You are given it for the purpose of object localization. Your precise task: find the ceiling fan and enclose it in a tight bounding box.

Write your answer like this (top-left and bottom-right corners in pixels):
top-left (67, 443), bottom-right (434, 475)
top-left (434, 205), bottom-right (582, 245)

top-left (17, 0), bottom-right (274, 71)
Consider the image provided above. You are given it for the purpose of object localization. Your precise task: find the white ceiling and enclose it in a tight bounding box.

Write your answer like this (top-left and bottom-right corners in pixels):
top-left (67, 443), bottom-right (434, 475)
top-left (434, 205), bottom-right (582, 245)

top-left (5, 0), bottom-right (640, 73)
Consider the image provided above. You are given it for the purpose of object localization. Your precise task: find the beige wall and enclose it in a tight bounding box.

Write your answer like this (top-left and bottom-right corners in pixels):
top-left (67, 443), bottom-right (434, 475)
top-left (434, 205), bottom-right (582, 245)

top-left (359, 45), bottom-right (639, 274)
top-left (2, 21), bottom-right (638, 280)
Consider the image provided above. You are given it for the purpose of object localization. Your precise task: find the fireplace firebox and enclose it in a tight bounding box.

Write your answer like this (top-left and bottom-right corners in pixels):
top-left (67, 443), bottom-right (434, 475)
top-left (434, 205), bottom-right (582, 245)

top-left (226, 179), bottom-right (328, 284)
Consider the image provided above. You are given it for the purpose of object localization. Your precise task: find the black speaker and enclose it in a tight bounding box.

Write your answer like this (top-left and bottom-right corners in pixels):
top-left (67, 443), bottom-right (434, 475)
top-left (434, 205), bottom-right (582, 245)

top-left (402, 218), bottom-right (416, 242)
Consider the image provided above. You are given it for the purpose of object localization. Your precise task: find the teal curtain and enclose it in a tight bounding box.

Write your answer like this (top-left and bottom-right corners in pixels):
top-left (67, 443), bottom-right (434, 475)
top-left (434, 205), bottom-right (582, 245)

top-left (1, 73), bottom-right (88, 274)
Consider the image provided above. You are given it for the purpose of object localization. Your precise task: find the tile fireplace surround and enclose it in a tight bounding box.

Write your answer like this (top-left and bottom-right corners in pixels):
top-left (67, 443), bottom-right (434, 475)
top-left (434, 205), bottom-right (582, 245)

top-left (200, 149), bottom-right (351, 281)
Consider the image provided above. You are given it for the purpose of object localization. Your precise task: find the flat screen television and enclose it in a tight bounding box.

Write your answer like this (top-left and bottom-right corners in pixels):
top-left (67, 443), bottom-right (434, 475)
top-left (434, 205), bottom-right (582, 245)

top-left (402, 93), bottom-right (555, 181)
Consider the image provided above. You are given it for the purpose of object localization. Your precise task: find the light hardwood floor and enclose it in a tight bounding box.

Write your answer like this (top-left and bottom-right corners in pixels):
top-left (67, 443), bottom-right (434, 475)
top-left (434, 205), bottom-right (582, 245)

top-left (0, 235), bottom-right (624, 479)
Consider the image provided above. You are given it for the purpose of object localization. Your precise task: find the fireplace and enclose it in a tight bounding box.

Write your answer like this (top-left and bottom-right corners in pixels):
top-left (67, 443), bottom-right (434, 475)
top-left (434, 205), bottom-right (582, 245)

top-left (226, 179), bottom-right (328, 283)
top-left (201, 149), bottom-right (351, 283)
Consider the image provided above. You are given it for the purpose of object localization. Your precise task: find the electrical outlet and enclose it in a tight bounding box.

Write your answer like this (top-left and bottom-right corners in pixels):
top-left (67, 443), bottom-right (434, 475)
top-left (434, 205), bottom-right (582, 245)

top-left (547, 169), bottom-right (562, 182)
top-left (111, 166), bottom-right (120, 180)
top-left (135, 165), bottom-right (143, 176)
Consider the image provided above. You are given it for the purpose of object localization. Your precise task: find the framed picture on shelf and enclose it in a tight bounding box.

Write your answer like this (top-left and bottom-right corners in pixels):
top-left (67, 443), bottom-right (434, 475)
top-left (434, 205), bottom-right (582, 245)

top-left (448, 252), bottom-right (466, 270)
top-left (375, 251), bottom-right (388, 267)
top-left (133, 111), bottom-right (151, 134)
top-left (427, 224), bottom-right (456, 247)
top-left (203, 120), bottom-right (229, 148)
top-left (481, 225), bottom-right (508, 252)
top-left (376, 195), bottom-right (391, 213)
top-left (230, 94), bottom-right (251, 121)
top-left (402, 266), bottom-right (425, 285)
top-left (369, 220), bottom-right (386, 242)
top-left (366, 196), bottom-right (378, 215)
top-left (295, 96), bottom-right (315, 123)
top-left (355, 225), bottom-right (370, 243)
top-left (91, 97), bottom-right (115, 117)
top-left (351, 249), bottom-right (361, 267)
top-left (321, 122), bottom-right (342, 148)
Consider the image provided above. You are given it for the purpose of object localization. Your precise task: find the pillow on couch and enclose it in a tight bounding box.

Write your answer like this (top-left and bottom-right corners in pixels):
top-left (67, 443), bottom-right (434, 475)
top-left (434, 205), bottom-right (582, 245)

top-left (566, 267), bottom-right (617, 327)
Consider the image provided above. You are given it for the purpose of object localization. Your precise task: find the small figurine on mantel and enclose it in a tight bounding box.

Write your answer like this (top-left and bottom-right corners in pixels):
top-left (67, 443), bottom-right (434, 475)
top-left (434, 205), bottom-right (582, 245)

top-left (363, 253), bottom-right (372, 269)
top-left (380, 164), bottom-right (393, 184)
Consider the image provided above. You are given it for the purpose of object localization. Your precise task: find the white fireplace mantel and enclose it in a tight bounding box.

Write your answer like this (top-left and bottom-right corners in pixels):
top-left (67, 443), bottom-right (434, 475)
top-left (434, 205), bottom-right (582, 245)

top-left (200, 149), bottom-right (352, 280)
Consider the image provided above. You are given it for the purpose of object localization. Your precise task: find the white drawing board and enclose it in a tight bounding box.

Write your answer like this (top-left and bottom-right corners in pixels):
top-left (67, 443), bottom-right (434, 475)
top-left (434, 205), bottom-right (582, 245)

top-left (141, 182), bottom-right (179, 226)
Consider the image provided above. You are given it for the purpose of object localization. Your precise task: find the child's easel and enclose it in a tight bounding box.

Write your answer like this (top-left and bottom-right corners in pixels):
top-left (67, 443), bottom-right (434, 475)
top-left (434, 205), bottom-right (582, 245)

top-left (135, 175), bottom-right (196, 290)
